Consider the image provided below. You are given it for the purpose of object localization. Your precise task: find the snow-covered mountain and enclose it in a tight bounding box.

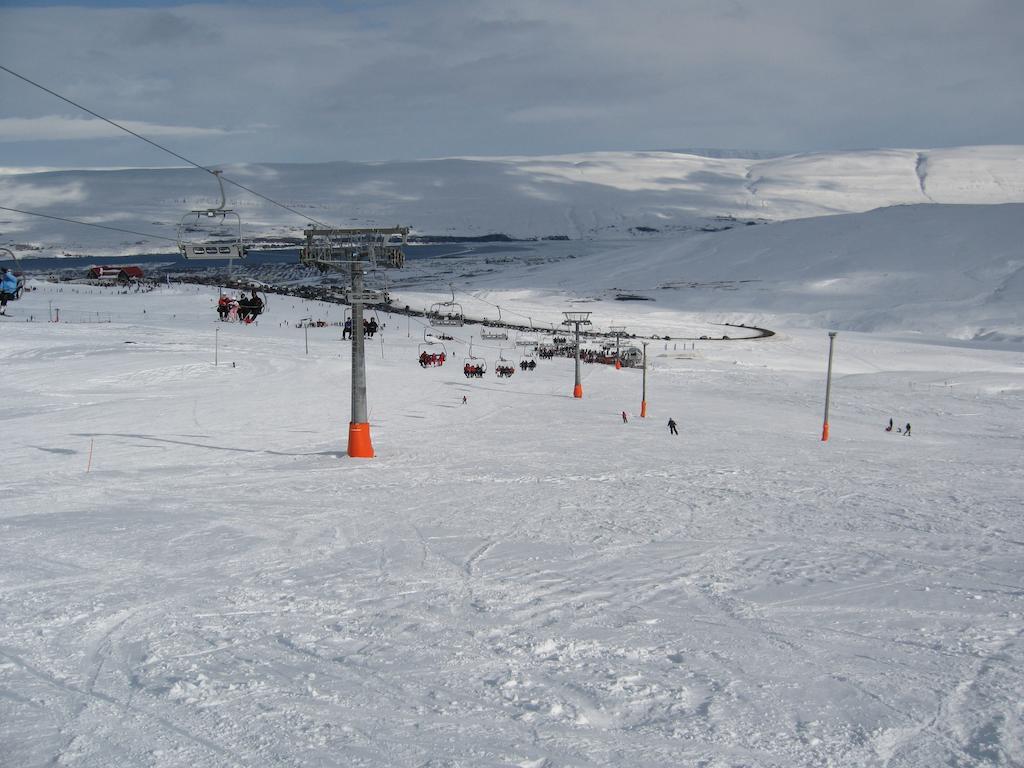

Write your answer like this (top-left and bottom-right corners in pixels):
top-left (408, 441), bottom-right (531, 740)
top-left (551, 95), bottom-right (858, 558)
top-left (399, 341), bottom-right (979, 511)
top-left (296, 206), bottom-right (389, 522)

top-left (445, 202), bottom-right (1024, 342)
top-left (2, 145), bottom-right (1022, 257)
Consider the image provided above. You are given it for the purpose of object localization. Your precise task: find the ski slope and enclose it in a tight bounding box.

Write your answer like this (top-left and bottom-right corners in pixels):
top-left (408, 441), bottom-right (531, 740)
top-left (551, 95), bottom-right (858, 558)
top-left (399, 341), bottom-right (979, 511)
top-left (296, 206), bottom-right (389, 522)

top-left (2, 282), bottom-right (1022, 766)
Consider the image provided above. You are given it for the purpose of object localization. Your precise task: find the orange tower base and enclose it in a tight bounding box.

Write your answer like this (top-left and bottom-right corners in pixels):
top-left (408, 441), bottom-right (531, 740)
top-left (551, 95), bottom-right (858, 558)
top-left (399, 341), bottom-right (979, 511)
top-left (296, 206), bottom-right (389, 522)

top-left (821, 422), bottom-right (830, 442)
top-left (640, 400), bottom-right (647, 418)
top-left (347, 422), bottom-right (375, 458)
top-left (573, 383), bottom-right (584, 399)
top-left (615, 359), bottom-right (622, 370)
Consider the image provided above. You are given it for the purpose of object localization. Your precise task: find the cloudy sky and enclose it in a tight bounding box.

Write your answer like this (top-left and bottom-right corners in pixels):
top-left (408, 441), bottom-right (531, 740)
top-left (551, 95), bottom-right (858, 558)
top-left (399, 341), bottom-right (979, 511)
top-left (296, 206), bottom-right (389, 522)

top-left (1, 0), bottom-right (1021, 168)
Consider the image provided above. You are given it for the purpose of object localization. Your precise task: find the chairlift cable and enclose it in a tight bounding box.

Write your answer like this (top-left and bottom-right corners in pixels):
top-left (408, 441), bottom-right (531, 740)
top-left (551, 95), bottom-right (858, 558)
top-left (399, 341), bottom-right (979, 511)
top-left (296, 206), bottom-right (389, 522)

top-left (0, 205), bottom-right (179, 243)
top-left (0, 64), bottom-right (330, 228)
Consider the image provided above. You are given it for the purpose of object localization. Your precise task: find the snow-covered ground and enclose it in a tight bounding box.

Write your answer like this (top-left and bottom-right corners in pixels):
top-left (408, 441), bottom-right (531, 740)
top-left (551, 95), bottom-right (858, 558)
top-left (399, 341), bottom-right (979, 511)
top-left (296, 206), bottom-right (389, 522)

top-left (2, 145), bottom-right (1023, 256)
top-left (2, 280), bottom-right (1022, 766)
top-left (391, 202), bottom-right (1024, 344)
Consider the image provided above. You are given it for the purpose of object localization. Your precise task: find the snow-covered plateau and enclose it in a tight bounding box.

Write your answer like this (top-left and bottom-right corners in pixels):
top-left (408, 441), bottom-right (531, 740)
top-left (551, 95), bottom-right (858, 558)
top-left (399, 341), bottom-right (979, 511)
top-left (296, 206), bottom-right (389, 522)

top-left (3, 145), bottom-right (1024, 256)
top-left (1, 145), bottom-right (1023, 766)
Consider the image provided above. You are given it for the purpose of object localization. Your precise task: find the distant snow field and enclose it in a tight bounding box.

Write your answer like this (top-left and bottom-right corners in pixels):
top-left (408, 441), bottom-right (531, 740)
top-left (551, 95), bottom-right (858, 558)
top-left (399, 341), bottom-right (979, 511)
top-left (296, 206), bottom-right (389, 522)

top-left (1, 278), bottom-right (1021, 767)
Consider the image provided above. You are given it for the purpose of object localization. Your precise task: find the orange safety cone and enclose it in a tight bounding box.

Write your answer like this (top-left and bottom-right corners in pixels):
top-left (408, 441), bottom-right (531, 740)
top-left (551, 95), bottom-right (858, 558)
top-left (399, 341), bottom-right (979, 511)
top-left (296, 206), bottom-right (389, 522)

top-left (347, 422), bottom-right (375, 458)
top-left (573, 383), bottom-right (584, 399)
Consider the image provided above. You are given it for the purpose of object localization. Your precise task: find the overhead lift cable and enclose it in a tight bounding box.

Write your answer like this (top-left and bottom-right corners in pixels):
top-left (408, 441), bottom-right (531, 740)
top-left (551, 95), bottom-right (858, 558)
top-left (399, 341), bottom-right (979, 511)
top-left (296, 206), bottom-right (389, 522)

top-left (0, 205), bottom-right (179, 243)
top-left (0, 64), bottom-right (331, 229)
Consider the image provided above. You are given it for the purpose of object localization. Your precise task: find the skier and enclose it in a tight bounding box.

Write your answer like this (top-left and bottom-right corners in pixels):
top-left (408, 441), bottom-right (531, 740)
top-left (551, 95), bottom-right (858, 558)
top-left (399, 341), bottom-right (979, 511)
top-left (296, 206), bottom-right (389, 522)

top-left (905, 423), bottom-right (911, 437)
top-left (343, 318), bottom-right (352, 340)
top-left (885, 418), bottom-right (893, 432)
top-left (0, 268), bottom-right (17, 315)
top-left (246, 290), bottom-right (263, 323)
top-left (667, 418), bottom-right (678, 435)
top-left (621, 411), bottom-right (628, 423)
top-left (462, 395), bottom-right (467, 405)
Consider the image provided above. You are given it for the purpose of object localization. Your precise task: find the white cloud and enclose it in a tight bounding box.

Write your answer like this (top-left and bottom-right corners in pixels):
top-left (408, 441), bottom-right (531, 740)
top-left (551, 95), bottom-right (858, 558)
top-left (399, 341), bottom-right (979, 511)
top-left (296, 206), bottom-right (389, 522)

top-left (0, 1), bottom-right (1021, 164)
top-left (0, 178), bottom-right (87, 208)
top-left (0, 115), bottom-right (237, 142)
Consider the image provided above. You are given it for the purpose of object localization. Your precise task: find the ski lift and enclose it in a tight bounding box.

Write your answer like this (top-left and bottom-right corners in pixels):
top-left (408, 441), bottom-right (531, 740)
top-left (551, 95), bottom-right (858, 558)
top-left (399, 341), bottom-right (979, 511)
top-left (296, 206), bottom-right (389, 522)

top-left (495, 349), bottom-right (515, 378)
top-left (0, 248), bottom-right (25, 299)
top-left (428, 284), bottom-right (464, 327)
top-left (480, 305), bottom-right (508, 340)
top-left (518, 344), bottom-right (538, 371)
top-left (515, 331), bottom-right (539, 348)
top-left (418, 330), bottom-right (447, 367)
top-left (463, 339), bottom-right (486, 378)
top-left (177, 171), bottom-right (247, 261)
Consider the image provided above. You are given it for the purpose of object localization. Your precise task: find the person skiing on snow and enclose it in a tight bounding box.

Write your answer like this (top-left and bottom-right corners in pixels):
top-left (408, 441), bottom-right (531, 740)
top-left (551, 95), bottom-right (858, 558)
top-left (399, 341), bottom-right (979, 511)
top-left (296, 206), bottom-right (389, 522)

top-left (667, 418), bottom-right (678, 435)
top-left (885, 418), bottom-right (893, 432)
top-left (343, 317), bottom-right (352, 339)
top-left (621, 411), bottom-right (628, 423)
top-left (905, 423), bottom-right (911, 437)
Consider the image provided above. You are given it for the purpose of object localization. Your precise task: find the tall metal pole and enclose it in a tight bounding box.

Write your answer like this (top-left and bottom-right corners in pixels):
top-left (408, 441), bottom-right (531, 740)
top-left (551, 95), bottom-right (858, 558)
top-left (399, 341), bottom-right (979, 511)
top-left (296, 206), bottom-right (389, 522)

top-left (573, 322), bottom-right (583, 398)
top-left (822, 331), bottom-right (837, 441)
top-left (563, 311), bottom-right (591, 399)
top-left (348, 262), bottom-right (374, 457)
top-left (640, 341), bottom-right (648, 417)
top-left (610, 326), bottom-right (626, 370)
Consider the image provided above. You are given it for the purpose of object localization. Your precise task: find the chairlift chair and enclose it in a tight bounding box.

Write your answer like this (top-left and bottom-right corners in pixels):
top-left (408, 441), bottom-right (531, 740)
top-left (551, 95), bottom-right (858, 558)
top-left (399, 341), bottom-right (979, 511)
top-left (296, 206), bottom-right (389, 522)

top-left (480, 305), bottom-right (508, 340)
top-left (0, 248), bottom-right (25, 299)
top-left (428, 284), bottom-right (464, 327)
top-left (495, 349), bottom-right (516, 378)
top-left (462, 339), bottom-right (486, 378)
top-left (418, 330), bottom-right (447, 367)
top-left (177, 171), bottom-right (247, 261)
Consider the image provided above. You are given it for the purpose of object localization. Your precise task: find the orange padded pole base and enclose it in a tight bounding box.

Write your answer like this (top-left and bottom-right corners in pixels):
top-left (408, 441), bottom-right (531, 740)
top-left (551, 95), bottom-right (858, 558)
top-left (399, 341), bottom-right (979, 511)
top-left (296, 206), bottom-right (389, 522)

top-left (615, 359), bottom-right (622, 370)
top-left (573, 384), bottom-right (584, 399)
top-left (821, 422), bottom-right (830, 442)
top-left (347, 422), bottom-right (375, 458)
top-left (640, 400), bottom-right (647, 418)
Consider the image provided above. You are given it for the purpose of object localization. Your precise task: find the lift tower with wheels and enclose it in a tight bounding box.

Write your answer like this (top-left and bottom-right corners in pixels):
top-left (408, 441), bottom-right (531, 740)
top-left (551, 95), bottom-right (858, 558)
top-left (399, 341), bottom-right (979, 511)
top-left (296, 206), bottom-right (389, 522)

top-left (609, 326), bottom-right (628, 370)
top-left (562, 311), bottom-right (592, 399)
top-left (300, 226), bottom-right (409, 458)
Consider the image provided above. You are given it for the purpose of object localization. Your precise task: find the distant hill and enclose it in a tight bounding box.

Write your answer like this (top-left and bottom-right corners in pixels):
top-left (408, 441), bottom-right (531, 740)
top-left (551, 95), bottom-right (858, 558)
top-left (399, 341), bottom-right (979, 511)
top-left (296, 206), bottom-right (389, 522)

top-left (496, 202), bottom-right (1024, 341)
top-left (1, 146), bottom-right (1022, 257)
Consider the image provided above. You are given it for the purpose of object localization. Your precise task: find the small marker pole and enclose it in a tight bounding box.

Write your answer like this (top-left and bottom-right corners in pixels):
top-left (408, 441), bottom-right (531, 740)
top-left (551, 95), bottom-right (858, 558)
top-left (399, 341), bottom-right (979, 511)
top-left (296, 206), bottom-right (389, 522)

top-left (215, 328), bottom-right (219, 367)
top-left (86, 439), bottom-right (94, 473)
top-left (822, 331), bottom-right (837, 441)
top-left (640, 341), bottom-right (648, 417)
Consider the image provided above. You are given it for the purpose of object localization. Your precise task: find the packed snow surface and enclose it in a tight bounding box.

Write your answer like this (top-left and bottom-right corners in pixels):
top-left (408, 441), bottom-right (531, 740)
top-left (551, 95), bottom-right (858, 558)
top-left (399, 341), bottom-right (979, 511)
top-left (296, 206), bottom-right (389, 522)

top-left (2, 279), bottom-right (1022, 767)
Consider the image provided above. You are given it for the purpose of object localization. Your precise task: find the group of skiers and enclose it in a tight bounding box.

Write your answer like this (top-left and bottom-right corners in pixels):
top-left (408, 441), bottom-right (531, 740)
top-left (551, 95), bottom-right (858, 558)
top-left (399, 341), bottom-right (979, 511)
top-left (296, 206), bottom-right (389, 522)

top-left (621, 411), bottom-right (679, 434)
top-left (216, 290), bottom-right (263, 323)
top-left (463, 363), bottom-right (485, 378)
top-left (518, 359), bottom-right (537, 371)
top-left (342, 317), bottom-right (379, 339)
top-left (886, 418), bottom-right (911, 436)
top-left (495, 364), bottom-right (516, 377)
top-left (419, 351), bottom-right (446, 367)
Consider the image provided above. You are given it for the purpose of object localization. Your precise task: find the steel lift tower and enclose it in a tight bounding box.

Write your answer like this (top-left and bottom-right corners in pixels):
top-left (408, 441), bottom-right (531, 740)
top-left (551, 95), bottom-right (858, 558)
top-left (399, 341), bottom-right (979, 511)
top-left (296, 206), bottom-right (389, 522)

top-left (300, 227), bottom-right (409, 458)
top-left (562, 311), bottom-right (592, 399)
